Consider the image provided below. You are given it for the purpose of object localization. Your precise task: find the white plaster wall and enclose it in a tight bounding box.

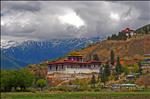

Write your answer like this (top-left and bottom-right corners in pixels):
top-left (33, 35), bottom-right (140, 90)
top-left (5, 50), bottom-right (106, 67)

top-left (48, 67), bottom-right (100, 74)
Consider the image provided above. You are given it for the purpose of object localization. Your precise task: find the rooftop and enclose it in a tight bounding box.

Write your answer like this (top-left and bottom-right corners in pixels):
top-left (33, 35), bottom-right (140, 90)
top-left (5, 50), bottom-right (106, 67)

top-left (68, 51), bottom-right (83, 57)
top-left (47, 59), bottom-right (102, 65)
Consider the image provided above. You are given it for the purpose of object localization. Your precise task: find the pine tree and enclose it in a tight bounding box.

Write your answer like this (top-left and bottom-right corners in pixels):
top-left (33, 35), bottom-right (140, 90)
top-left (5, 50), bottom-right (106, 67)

top-left (110, 50), bottom-right (115, 65)
top-left (91, 74), bottom-right (96, 88)
top-left (107, 36), bottom-right (111, 40)
top-left (101, 64), bottom-right (110, 86)
top-left (118, 32), bottom-right (127, 40)
top-left (98, 67), bottom-right (103, 82)
top-left (138, 62), bottom-right (142, 75)
top-left (104, 63), bottom-right (111, 77)
top-left (115, 56), bottom-right (123, 76)
top-left (101, 67), bottom-right (108, 86)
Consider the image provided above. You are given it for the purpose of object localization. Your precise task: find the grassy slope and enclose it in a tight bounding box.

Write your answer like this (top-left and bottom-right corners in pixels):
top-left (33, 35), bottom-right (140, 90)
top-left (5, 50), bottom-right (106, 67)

top-left (74, 35), bottom-right (150, 64)
top-left (1, 92), bottom-right (150, 99)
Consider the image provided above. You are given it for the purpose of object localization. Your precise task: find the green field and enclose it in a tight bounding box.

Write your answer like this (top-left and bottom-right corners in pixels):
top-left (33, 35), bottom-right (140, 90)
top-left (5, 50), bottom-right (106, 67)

top-left (1, 92), bottom-right (150, 99)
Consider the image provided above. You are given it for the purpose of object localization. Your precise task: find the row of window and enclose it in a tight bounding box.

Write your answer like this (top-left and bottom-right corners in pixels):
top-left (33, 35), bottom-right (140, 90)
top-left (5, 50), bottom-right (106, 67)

top-left (49, 64), bottom-right (101, 71)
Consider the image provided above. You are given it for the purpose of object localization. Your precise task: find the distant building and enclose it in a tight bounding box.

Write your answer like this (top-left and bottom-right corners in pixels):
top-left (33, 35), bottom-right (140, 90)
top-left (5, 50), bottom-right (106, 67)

top-left (47, 52), bottom-right (102, 74)
top-left (141, 54), bottom-right (150, 73)
top-left (111, 83), bottom-right (137, 91)
top-left (121, 28), bottom-right (136, 37)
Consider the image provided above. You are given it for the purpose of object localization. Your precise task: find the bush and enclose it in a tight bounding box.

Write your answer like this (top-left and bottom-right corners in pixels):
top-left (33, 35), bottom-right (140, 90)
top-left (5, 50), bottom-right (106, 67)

top-left (36, 79), bottom-right (47, 91)
top-left (0, 69), bottom-right (35, 92)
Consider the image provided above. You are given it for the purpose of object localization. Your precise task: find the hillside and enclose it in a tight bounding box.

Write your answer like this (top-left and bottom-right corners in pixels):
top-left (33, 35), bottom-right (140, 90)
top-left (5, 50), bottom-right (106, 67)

top-left (73, 35), bottom-right (150, 65)
top-left (27, 24), bottom-right (150, 81)
top-left (66, 24), bottom-right (150, 65)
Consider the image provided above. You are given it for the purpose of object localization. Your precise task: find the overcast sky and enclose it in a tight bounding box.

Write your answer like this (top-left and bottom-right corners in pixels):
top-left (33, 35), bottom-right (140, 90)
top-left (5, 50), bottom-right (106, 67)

top-left (1, 1), bottom-right (150, 41)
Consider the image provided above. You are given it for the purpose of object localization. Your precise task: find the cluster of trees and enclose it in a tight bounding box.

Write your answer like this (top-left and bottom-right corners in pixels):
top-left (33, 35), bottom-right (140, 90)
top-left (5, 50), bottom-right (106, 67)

top-left (101, 50), bottom-right (123, 85)
top-left (135, 24), bottom-right (150, 35)
top-left (0, 69), bottom-right (35, 92)
top-left (0, 69), bottom-right (47, 92)
top-left (90, 50), bottom-right (124, 87)
top-left (107, 32), bottom-right (127, 41)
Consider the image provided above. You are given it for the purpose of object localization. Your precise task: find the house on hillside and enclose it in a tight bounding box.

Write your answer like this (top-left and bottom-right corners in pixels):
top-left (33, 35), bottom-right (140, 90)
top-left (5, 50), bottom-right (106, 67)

top-left (121, 28), bottom-right (136, 38)
top-left (141, 54), bottom-right (150, 73)
top-left (47, 52), bottom-right (103, 74)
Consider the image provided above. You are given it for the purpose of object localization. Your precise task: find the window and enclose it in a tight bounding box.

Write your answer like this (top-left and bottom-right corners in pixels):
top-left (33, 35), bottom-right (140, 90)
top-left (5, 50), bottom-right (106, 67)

top-left (62, 65), bottom-right (63, 69)
top-left (56, 66), bottom-right (58, 71)
top-left (49, 65), bottom-right (52, 70)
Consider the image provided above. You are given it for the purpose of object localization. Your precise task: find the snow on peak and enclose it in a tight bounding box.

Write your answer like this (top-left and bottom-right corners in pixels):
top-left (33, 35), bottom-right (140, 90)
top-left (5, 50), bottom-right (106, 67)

top-left (1, 40), bottom-right (22, 49)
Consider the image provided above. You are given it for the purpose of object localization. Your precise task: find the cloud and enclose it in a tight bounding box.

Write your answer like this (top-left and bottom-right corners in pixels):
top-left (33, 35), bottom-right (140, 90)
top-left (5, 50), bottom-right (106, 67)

top-left (1, 1), bottom-right (150, 40)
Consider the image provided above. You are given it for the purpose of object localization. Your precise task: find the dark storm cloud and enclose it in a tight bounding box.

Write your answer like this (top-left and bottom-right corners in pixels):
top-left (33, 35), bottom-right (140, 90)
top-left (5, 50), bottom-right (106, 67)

top-left (1, 1), bottom-right (150, 40)
top-left (1, 1), bottom-right (41, 12)
top-left (116, 1), bottom-right (150, 21)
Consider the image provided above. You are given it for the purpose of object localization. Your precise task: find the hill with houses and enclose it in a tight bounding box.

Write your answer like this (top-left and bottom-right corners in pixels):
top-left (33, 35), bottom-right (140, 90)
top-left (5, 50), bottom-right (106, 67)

top-left (27, 24), bottom-right (150, 87)
top-left (69, 24), bottom-right (150, 66)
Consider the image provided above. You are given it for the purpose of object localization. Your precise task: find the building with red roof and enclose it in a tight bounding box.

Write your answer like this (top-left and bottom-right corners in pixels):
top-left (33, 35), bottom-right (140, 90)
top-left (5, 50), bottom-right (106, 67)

top-left (121, 27), bottom-right (136, 37)
top-left (47, 52), bottom-right (103, 74)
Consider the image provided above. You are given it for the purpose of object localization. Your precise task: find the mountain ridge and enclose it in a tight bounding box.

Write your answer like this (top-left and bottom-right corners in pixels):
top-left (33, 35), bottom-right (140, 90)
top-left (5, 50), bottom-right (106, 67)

top-left (1, 37), bottom-right (105, 69)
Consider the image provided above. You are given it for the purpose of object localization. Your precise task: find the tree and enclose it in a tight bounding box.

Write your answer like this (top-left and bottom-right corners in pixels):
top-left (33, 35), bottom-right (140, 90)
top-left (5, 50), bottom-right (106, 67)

top-left (0, 70), bottom-right (13, 92)
top-left (107, 36), bottom-right (111, 40)
top-left (36, 79), bottom-right (47, 91)
top-left (91, 74), bottom-right (96, 88)
top-left (101, 67), bottom-right (108, 86)
top-left (104, 64), bottom-right (111, 77)
top-left (115, 56), bottom-right (123, 79)
top-left (100, 64), bottom-right (110, 86)
top-left (0, 69), bottom-right (35, 92)
top-left (110, 50), bottom-right (115, 65)
top-left (138, 62), bottom-right (142, 75)
top-left (12, 69), bottom-right (35, 91)
top-left (93, 54), bottom-right (99, 61)
top-left (118, 32), bottom-right (127, 40)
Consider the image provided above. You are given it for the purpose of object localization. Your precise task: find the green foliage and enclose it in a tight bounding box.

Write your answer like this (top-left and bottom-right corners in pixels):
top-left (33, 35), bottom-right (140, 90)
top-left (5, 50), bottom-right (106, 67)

top-left (115, 56), bottom-right (123, 77)
top-left (0, 70), bottom-right (14, 92)
top-left (100, 64), bottom-right (110, 85)
top-left (104, 64), bottom-right (111, 77)
top-left (138, 62), bottom-right (142, 75)
top-left (93, 54), bottom-right (100, 61)
top-left (135, 24), bottom-right (150, 34)
top-left (110, 50), bottom-right (115, 65)
top-left (132, 64), bottom-right (140, 73)
top-left (107, 32), bottom-right (127, 41)
top-left (122, 67), bottom-right (130, 75)
top-left (101, 70), bottom-right (108, 85)
top-left (118, 32), bottom-right (127, 40)
top-left (36, 79), bottom-right (46, 91)
top-left (1, 92), bottom-right (150, 99)
top-left (91, 74), bottom-right (96, 88)
top-left (0, 69), bottom-right (35, 92)
top-left (107, 36), bottom-right (111, 40)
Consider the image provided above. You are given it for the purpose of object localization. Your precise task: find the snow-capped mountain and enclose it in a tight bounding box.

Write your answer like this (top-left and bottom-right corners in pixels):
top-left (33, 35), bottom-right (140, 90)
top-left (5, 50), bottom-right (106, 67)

top-left (1, 36), bottom-right (105, 69)
top-left (1, 40), bottom-right (23, 49)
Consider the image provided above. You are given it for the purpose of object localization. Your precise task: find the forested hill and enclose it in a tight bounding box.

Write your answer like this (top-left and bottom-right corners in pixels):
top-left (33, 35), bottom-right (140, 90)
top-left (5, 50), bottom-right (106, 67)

top-left (135, 24), bottom-right (150, 34)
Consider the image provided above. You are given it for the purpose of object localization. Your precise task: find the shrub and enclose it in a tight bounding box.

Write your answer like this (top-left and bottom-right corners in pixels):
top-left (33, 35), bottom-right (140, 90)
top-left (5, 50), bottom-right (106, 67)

top-left (36, 79), bottom-right (47, 91)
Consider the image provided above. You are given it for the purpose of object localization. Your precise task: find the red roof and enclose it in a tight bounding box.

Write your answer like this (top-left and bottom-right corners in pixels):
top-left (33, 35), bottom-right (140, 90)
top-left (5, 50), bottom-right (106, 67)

top-left (121, 28), bottom-right (134, 33)
top-left (47, 60), bottom-right (101, 65)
